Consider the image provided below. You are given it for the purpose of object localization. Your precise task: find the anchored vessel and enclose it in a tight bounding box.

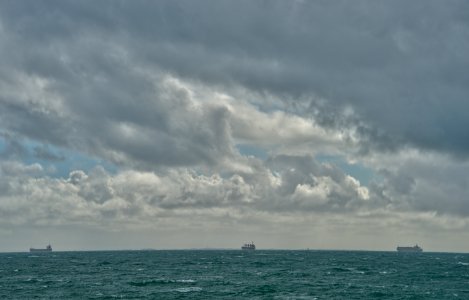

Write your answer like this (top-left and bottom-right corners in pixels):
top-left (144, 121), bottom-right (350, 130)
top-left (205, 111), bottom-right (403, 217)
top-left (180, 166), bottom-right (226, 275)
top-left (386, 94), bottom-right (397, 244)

top-left (30, 244), bottom-right (52, 252)
top-left (397, 244), bottom-right (422, 253)
top-left (241, 241), bottom-right (256, 250)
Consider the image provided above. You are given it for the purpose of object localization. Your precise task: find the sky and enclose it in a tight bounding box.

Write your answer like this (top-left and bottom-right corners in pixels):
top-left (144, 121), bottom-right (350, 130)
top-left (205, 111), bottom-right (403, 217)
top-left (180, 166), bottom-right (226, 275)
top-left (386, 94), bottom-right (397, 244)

top-left (1, 1), bottom-right (469, 252)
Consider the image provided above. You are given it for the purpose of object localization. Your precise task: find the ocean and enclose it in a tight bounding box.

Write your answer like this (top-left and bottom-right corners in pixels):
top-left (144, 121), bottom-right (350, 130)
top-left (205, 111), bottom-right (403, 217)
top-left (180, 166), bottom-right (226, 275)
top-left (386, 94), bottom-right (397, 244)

top-left (1, 250), bottom-right (468, 299)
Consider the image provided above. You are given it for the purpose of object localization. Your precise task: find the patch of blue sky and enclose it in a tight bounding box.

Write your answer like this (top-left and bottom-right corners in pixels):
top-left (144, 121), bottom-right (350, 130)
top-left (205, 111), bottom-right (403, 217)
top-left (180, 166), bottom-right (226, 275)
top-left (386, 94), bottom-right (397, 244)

top-left (3, 137), bottom-right (117, 178)
top-left (49, 150), bottom-right (117, 178)
top-left (236, 144), bottom-right (268, 160)
top-left (315, 154), bottom-right (374, 186)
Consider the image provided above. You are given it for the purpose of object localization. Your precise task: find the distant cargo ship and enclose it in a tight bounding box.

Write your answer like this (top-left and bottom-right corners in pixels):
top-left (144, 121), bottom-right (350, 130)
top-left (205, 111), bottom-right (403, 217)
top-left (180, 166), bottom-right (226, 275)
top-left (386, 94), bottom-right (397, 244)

top-left (397, 244), bottom-right (422, 253)
top-left (241, 242), bottom-right (255, 250)
top-left (30, 244), bottom-right (52, 252)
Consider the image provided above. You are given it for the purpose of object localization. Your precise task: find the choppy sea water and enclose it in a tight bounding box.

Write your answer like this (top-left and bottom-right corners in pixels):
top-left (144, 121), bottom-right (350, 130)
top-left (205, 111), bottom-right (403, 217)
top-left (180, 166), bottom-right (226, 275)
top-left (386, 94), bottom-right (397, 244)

top-left (1, 250), bottom-right (469, 299)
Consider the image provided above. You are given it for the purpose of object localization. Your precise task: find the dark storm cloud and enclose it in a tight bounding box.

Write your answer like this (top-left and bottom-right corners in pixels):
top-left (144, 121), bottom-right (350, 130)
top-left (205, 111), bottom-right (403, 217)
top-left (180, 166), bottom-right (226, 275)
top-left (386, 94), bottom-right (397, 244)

top-left (0, 3), bottom-right (236, 169)
top-left (1, 0), bottom-right (469, 163)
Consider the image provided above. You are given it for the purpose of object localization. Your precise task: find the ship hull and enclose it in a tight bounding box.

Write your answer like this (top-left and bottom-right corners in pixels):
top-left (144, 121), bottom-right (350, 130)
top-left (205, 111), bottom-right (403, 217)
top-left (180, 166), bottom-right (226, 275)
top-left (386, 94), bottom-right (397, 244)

top-left (241, 246), bottom-right (255, 250)
top-left (397, 246), bottom-right (422, 253)
top-left (30, 244), bottom-right (52, 252)
top-left (30, 248), bottom-right (52, 252)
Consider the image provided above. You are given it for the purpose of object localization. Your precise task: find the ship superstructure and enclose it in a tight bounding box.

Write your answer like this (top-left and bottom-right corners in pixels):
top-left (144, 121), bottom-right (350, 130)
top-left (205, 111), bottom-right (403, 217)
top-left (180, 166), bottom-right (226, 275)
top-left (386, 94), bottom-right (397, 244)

top-left (241, 242), bottom-right (256, 250)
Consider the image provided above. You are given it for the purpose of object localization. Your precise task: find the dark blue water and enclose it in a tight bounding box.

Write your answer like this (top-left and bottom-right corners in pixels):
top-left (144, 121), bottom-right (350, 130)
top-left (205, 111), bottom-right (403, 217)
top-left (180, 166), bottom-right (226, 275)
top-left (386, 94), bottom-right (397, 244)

top-left (1, 250), bottom-right (469, 299)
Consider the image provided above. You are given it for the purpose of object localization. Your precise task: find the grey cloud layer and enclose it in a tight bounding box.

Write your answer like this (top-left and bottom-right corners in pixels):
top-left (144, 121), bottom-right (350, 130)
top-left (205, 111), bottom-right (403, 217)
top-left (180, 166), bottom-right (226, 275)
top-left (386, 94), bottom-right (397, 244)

top-left (2, 1), bottom-right (469, 248)
top-left (1, 1), bottom-right (469, 159)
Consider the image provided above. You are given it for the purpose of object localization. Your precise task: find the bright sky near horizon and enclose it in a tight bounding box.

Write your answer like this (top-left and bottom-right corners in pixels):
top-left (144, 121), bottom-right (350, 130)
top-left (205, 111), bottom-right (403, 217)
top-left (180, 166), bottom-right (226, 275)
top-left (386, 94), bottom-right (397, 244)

top-left (1, 1), bottom-right (469, 252)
